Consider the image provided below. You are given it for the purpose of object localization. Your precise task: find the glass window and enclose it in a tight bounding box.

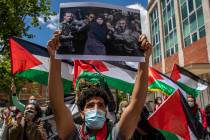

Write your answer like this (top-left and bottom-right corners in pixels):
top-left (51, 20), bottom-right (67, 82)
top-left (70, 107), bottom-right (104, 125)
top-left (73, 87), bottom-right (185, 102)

top-left (168, 18), bottom-right (172, 32)
top-left (179, 0), bottom-right (185, 5)
top-left (184, 36), bottom-right (191, 47)
top-left (175, 44), bottom-right (178, 52)
top-left (174, 30), bottom-right (178, 43)
top-left (166, 49), bottom-right (170, 57)
top-left (173, 15), bottom-right (176, 28)
top-left (189, 12), bottom-right (197, 32)
top-left (164, 23), bottom-right (168, 35)
top-left (192, 32), bottom-right (198, 42)
top-left (195, 0), bottom-right (202, 8)
top-left (197, 7), bottom-right (204, 28)
top-left (167, 4), bottom-right (171, 17)
top-left (181, 2), bottom-right (188, 20)
top-left (169, 32), bottom-right (174, 46)
top-left (163, 9), bottom-right (167, 23)
top-left (183, 18), bottom-right (190, 37)
top-left (199, 26), bottom-right (206, 38)
top-left (171, 1), bottom-right (175, 15)
top-left (171, 47), bottom-right (174, 55)
top-left (162, 0), bottom-right (166, 9)
top-left (188, 0), bottom-right (194, 13)
top-left (150, 6), bottom-right (161, 64)
top-left (155, 34), bottom-right (158, 43)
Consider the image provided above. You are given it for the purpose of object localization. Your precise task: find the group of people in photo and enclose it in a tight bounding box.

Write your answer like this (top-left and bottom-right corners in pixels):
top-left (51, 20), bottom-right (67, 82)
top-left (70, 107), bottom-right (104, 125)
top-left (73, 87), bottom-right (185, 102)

top-left (57, 7), bottom-right (143, 57)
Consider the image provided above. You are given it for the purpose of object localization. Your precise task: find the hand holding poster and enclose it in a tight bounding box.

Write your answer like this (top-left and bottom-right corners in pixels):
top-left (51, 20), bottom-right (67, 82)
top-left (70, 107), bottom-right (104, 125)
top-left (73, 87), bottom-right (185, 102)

top-left (56, 2), bottom-right (144, 62)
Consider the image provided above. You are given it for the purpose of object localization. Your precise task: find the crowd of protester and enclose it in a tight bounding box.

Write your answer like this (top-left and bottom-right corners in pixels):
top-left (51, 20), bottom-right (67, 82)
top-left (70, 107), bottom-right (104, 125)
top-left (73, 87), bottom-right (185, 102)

top-left (0, 33), bottom-right (210, 140)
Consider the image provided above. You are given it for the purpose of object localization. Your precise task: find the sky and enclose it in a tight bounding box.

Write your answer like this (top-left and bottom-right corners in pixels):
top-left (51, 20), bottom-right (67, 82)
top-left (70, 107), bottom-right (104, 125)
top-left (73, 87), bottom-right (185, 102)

top-left (26, 0), bottom-right (148, 47)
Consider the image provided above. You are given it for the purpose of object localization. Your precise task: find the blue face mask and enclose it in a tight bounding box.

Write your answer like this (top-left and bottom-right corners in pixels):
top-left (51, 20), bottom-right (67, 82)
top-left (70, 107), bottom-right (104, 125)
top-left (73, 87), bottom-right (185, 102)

top-left (85, 109), bottom-right (106, 129)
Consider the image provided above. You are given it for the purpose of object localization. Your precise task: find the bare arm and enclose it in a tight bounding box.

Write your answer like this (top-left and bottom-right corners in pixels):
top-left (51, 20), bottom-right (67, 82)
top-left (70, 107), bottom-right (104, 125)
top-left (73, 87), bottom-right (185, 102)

top-left (118, 35), bottom-right (151, 139)
top-left (48, 32), bottom-right (74, 140)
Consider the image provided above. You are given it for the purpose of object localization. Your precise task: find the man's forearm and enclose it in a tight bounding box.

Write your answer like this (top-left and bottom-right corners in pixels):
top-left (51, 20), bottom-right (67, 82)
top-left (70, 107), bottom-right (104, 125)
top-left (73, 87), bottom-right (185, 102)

top-left (48, 57), bottom-right (64, 114)
top-left (118, 59), bottom-right (149, 139)
top-left (131, 59), bottom-right (149, 106)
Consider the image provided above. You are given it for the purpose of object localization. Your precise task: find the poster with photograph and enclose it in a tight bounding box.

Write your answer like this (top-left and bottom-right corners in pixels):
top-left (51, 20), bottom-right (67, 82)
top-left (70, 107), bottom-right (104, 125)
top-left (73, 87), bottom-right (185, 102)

top-left (56, 2), bottom-right (144, 62)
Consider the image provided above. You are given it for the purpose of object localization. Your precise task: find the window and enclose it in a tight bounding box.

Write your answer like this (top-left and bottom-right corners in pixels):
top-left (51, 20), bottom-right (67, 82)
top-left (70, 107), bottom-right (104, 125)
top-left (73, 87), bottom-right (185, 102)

top-left (181, 2), bottom-right (188, 20)
top-left (199, 26), bottom-right (206, 38)
top-left (192, 32), bottom-right (198, 42)
top-left (179, 0), bottom-right (185, 5)
top-left (150, 5), bottom-right (162, 64)
top-left (168, 18), bottom-right (173, 31)
top-left (188, 0), bottom-right (194, 13)
top-left (197, 7), bottom-right (204, 28)
top-left (164, 23), bottom-right (168, 35)
top-left (184, 36), bottom-right (191, 46)
top-left (173, 15), bottom-right (176, 28)
top-left (179, 0), bottom-right (205, 47)
top-left (162, 0), bottom-right (178, 57)
top-left (195, 0), bottom-right (202, 8)
top-left (189, 12), bottom-right (197, 32)
top-left (183, 18), bottom-right (190, 37)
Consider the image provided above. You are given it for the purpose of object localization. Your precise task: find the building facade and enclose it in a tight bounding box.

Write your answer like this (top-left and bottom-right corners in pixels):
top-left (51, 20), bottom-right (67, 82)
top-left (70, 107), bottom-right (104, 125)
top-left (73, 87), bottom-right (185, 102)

top-left (147, 0), bottom-right (210, 108)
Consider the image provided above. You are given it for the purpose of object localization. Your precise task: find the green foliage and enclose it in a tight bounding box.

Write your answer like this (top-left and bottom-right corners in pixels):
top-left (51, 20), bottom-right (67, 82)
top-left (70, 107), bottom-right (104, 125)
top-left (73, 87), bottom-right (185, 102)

top-left (0, 0), bottom-right (55, 54)
top-left (0, 0), bottom-right (55, 104)
top-left (0, 56), bottom-right (27, 95)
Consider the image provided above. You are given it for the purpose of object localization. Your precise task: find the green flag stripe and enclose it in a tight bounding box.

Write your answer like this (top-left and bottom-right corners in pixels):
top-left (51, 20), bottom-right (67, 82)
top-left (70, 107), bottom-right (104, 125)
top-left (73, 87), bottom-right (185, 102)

top-left (159, 130), bottom-right (180, 140)
top-left (148, 80), bottom-right (176, 95)
top-left (103, 75), bottom-right (134, 94)
top-left (16, 69), bottom-right (72, 95)
top-left (177, 82), bottom-right (200, 97)
top-left (77, 71), bottom-right (134, 94)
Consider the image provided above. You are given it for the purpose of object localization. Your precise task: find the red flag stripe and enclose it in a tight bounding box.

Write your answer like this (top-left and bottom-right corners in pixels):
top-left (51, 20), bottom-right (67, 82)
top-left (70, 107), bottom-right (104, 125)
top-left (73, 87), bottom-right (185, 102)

top-left (170, 64), bottom-right (181, 81)
top-left (148, 90), bottom-right (190, 140)
top-left (148, 67), bottom-right (164, 85)
top-left (73, 60), bottom-right (108, 87)
top-left (9, 38), bottom-right (42, 74)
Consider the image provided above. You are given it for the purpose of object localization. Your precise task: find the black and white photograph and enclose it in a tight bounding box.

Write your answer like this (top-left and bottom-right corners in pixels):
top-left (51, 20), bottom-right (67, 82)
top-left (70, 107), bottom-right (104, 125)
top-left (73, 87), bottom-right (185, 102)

top-left (56, 2), bottom-right (144, 61)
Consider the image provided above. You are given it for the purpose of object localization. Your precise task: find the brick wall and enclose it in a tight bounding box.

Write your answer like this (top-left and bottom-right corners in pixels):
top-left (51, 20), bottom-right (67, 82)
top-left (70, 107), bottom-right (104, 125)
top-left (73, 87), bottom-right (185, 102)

top-left (152, 63), bottom-right (162, 72)
top-left (183, 37), bottom-right (209, 65)
top-left (165, 53), bottom-right (179, 73)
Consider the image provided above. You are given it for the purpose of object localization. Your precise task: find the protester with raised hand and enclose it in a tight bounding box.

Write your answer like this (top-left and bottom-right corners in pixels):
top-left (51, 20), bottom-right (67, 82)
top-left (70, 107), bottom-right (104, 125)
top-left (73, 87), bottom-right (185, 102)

top-left (7, 103), bottom-right (46, 140)
top-left (47, 31), bottom-right (151, 139)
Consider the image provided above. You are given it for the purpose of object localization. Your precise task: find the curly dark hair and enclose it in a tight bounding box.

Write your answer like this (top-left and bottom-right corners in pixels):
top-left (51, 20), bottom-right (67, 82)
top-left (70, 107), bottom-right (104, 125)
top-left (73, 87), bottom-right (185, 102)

top-left (77, 88), bottom-right (109, 111)
top-left (25, 103), bottom-right (42, 119)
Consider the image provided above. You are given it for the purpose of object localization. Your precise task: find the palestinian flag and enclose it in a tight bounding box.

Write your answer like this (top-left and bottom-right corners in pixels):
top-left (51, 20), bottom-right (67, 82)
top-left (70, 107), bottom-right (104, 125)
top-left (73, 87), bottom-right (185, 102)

top-left (171, 64), bottom-right (209, 97)
top-left (148, 90), bottom-right (205, 140)
top-left (148, 67), bottom-right (185, 96)
top-left (73, 60), bottom-right (136, 94)
top-left (9, 37), bottom-right (73, 94)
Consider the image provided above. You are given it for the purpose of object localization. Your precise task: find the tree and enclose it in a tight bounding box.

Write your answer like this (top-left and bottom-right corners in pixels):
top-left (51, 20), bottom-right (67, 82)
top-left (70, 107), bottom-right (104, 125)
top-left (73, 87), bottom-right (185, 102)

top-left (0, 0), bottom-right (55, 53)
top-left (0, 56), bottom-right (28, 104)
top-left (0, 0), bottom-right (55, 105)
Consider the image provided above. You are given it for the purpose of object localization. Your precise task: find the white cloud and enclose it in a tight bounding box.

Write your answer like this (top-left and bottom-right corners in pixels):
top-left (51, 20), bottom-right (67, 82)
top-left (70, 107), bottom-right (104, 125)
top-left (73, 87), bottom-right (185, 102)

top-left (38, 17), bottom-right (45, 24)
top-left (38, 14), bottom-right (59, 31)
top-left (49, 15), bottom-right (59, 23)
top-left (47, 23), bottom-right (57, 30)
top-left (126, 3), bottom-right (149, 36)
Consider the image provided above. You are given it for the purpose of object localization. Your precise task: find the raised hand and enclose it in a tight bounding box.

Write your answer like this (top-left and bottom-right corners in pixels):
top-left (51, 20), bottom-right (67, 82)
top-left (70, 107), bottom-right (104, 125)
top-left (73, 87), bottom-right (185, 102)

top-left (47, 30), bottom-right (62, 58)
top-left (138, 34), bottom-right (152, 60)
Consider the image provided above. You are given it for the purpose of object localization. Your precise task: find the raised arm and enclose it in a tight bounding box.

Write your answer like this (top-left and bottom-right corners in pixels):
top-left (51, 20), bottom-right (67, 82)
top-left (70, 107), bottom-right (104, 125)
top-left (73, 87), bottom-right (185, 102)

top-left (118, 35), bottom-right (152, 139)
top-left (48, 31), bottom-right (74, 140)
